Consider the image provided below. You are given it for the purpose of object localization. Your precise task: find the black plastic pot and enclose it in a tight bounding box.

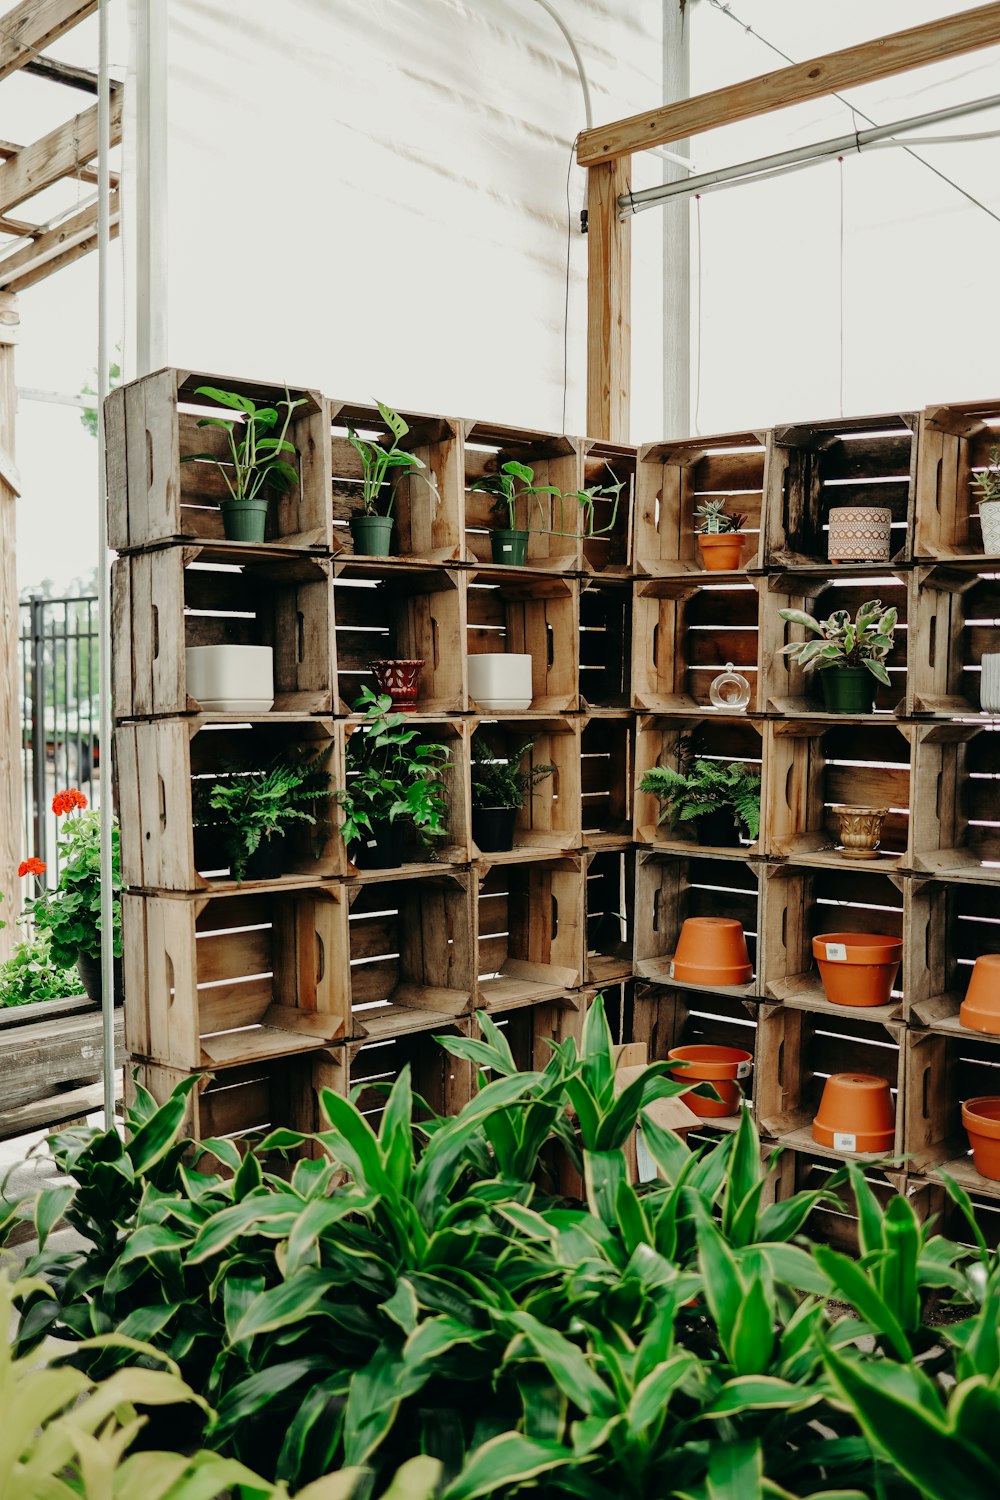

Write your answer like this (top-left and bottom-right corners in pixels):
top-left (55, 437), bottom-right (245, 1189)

top-left (695, 808), bottom-right (744, 848)
top-left (351, 819), bottom-right (405, 870)
top-left (76, 952), bottom-right (123, 1006)
top-left (244, 835), bottom-right (287, 882)
top-left (472, 805), bottom-right (517, 853)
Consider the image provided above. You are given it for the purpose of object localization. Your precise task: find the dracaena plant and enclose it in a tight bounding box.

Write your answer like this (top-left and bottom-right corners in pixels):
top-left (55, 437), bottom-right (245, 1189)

top-left (471, 459), bottom-right (562, 534)
top-left (181, 385), bottom-right (306, 504)
top-left (346, 402), bottom-right (437, 518)
top-left (695, 497), bottom-right (746, 534)
top-left (778, 597), bottom-right (897, 684)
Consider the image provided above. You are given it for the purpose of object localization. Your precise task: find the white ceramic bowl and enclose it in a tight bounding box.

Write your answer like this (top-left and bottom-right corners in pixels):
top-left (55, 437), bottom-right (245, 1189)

top-left (185, 644), bottom-right (274, 713)
top-left (467, 652), bottom-right (532, 711)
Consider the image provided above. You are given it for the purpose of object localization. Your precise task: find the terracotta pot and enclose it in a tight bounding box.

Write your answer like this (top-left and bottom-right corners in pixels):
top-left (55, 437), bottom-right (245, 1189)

top-left (836, 805), bottom-right (888, 860)
top-left (371, 658), bottom-right (424, 712)
top-left (812, 1072), bottom-right (895, 1153)
top-left (667, 1042), bottom-right (752, 1118)
top-left (672, 916), bottom-right (752, 987)
top-left (812, 931), bottom-right (902, 1008)
top-left (698, 532), bottom-right (746, 572)
top-left (962, 1097), bottom-right (1000, 1180)
top-left (959, 954), bottom-right (1000, 1036)
top-left (827, 506), bottom-right (892, 563)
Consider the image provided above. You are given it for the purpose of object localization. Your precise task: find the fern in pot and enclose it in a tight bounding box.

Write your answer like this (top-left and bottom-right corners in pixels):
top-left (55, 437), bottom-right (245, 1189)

top-left (471, 734), bottom-right (555, 852)
top-left (778, 597), bottom-right (897, 714)
top-left (338, 687), bottom-right (450, 868)
top-left (181, 385), bottom-right (306, 544)
top-left (639, 752), bottom-right (761, 848)
top-left (198, 748), bottom-right (332, 883)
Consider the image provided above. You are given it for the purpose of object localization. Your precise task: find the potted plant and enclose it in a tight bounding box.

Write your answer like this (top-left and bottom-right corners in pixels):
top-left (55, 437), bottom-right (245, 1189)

top-left (197, 748), bottom-right (332, 883)
top-left (24, 788), bottom-right (122, 1004)
top-left (338, 687), bottom-right (450, 868)
top-left (569, 470), bottom-right (626, 540)
top-left (181, 385), bottom-right (305, 544)
top-left (471, 459), bottom-right (561, 566)
top-left (695, 497), bottom-right (747, 571)
top-left (778, 598), bottom-right (897, 714)
top-left (638, 748), bottom-right (761, 847)
top-left (347, 403), bottom-right (434, 557)
top-left (974, 443), bottom-right (1000, 554)
top-left (471, 734), bottom-right (555, 852)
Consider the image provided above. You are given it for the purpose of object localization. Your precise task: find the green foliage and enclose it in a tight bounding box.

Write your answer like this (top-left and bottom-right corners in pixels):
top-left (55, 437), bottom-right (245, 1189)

top-left (778, 598), bottom-right (897, 685)
top-left (566, 467), bottom-right (626, 539)
top-left (198, 748), bottom-right (331, 883)
top-left (470, 734), bottom-right (554, 810)
top-left (346, 403), bottom-right (435, 518)
top-left (639, 742), bottom-right (761, 840)
top-left (79, 358), bottom-right (122, 438)
top-left (471, 460), bottom-right (561, 533)
top-left (181, 385), bottom-right (306, 505)
top-left (974, 443), bottom-right (1000, 504)
top-left (28, 809), bottom-right (122, 966)
top-left (0, 931), bottom-right (84, 1007)
top-left (695, 497), bottom-right (746, 534)
top-left (337, 687), bottom-right (450, 849)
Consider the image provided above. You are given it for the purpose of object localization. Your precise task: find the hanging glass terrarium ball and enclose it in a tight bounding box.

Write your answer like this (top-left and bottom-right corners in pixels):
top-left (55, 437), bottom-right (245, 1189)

top-left (709, 662), bottom-right (751, 712)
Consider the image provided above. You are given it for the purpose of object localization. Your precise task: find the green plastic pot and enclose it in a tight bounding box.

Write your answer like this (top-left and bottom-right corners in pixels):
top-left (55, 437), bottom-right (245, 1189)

top-left (819, 666), bottom-right (877, 714)
top-left (221, 498), bottom-right (269, 543)
top-left (491, 529), bottom-right (529, 566)
top-left (350, 513), bottom-right (394, 556)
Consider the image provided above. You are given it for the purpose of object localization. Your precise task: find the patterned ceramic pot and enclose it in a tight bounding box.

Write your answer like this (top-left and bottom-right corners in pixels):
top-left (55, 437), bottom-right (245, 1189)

top-left (827, 506), bottom-right (892, 563)
top-left (980, 501), bottom-right (1000, 555)
top-left (371, 659), bottom-right (424, 712)
top-left (836, 805), bottom-right (889, 860)
top-left (981, 653), bottom-right (1000, 715)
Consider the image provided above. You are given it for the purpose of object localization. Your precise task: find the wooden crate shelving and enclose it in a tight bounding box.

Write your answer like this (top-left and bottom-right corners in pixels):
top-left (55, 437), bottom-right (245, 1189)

top-left (914, 400), bottom-right (1000, 562)
top-left (908, 563), bottom-right (1000, 718)
top-left (585, 847), bottom-right (635, 985)
top-left (628, 980), bottom-right (758, 1131)
top-left (905, 1025), bottom-right (1000, 1201)
top-left (580, 580), bottom-right (631, 709)
top-left (632, 575), bottom-right (763, 714)
top-left (462, 419), bottom-right (582, 572)
top-left (341, 715), bottom-right (472, 869)
top-left (106, 370), bottom-right (331, 553)
top-left (333, 559), bottom-right (466, 714)
top-left (475, 855), bottom-right (585, 1009)
top-left (471, 717), bottom-right (581, 858)
top-left (581, 715), bottom-right (633, 847)
top-left (467, 570), bottom-right (579, 714)
top-left (633, 850), bottom-right (761, 997)
top-left (347, 1023), bottom-right (475, 1130)
top-left (635, 430), bottom-right (767, 577)
top-left (907, 722), bottom-right (1000, 881)
top-left (580, 438), bottom-right (635, 576)
top-left (634, 712), bottom-right (764, 856)
top-left (771, 1151), bottom-right (908, 1253)
top-left (905, 876), bottom-right (1000, 1033)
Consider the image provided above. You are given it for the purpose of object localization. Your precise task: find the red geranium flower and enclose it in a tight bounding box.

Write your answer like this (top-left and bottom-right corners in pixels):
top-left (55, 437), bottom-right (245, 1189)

top-left (18, 857), bottom-right (46, 877)
top-left (52, 788), bottom-right (88, 816)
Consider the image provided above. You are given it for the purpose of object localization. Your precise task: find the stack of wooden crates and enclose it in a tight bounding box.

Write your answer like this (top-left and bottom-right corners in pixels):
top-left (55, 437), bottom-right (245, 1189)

top-left (106, 376), bottom-right (1000, 1247)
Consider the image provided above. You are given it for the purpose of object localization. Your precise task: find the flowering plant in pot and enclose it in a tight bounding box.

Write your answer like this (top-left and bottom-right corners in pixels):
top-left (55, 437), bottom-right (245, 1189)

top-left (337, 687), bottom-right (450, 868)
top-left (347, 402), bottom-right (435, 557)
top-left (196, 748), bottom-right (331, 883)
top-left (695, 497), bottom-right (747, 571)
top-left (778, 597), bottom-right (897, 714)
top-left (471, 734), bottom-right (554, 852)
top-left (471, 460), bottom-right (561, 566)
top-left (638, 749), bottom-right (760, 847)
top-left (974, 443), bottom-right (1000, 554)
top-left (23, 789), bottom-right (122, 1003)
top-left (180, 385), bottom-right (306, 544)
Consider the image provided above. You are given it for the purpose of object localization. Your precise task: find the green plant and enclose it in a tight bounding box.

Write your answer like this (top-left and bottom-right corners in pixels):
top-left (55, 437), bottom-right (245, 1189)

top-left (778, 597), bottom-right (897, 685)
top-left (974, 443), bottom-right (1000, 504)
top-left (198, 748), bottom-right (332, 883)
top-left (27, 793), bottom-right (122, 966)
top-left (346, 403), bottom-right (435, 518)
top-left (695, 497), bottom-right (746, 534)
top-left (470, 735), bottom-right (554, 809)
top-left (471, 459), bottom-right (561, 533)
top-left (181, 385), bottom-right (306, 505)
top-left (0, 931), bottom-right (84, 1007)
top-left (337, 686), bottom-right (450, 848)
top-left (639, 748), bottom-right (761, 839)
top-left (567, 468), bottom-right (626, 539)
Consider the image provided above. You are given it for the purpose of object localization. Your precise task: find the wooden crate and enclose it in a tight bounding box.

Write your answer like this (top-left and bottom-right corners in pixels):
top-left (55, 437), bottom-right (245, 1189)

top-left (112, 545), bottom-right (334, 720)
top-left (123, 886), bottom-right (350, 1071)
top-left (634, 713), bottom-right (764, 856)
top-left (907, 722), bottom-right (1000, 881)
top-left (766, 412), bottom-right (917, 567)
top-left (914, 399), bottom-right (1000, 561)
top-left (629, 980), bottom-right (758, 1131)
top-left (475, 855), bottom-right (585, 1008)
top-left (344, 870), bottom-right (475, 1041)
top-left (581, 715), bottom-right (633, 847)
top-left (580, 580), bottom-right (632, 709)
top-left (489, 993), bottom-right (591, 1068)
top-left (755, 1002), bottom-right (904, 1161)
top-left (347, 1023), bottom-right (475, 1129)
top-left (904, 1026), bottom-right (1000, 1201)
top-left (633, 851), bottom-right (761, 997)
top-left (763, 718), bottom-right (911, 868)
top-left (341, 716), bottom-right (472, 868)
top-left (585, 847), bottom-right (635, 985)
top-left (106, 369), bottom-right (331, 553)
top-left (635, 430), bottom-right (767, 576)
top-left (471, 718), bottom-right (581, 857)
top-left (467, 571), bottom-right (579, 713)
top-left (333, 559), bottom-right (466, 714)
top-left (632, 575), bottom-right (763, 713)
top-left (759, 862), bottom-right (905, 1022)
top-left (462, 419), bottom-right (583, 572)
top-left (906, 877), bottom-right (1000, 1033)
top-left (761, 570), bottom-right (909, 717)
top-left (771, 1151), bottom-right (907, 1254)
top-left (579, 438), bottom-right (635, 576)
top-left (115, 716), bottom-right (343, 894)
top-left (907, 1176), bottom-right (1000, 1253)
top-left (330, 400), bottom-right (464, 563)
top-left (908, 563), bottom-right (1000, 717)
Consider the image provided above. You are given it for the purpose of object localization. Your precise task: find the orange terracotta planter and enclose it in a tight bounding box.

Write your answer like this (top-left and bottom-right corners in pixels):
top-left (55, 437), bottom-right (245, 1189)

top-left (962, 1097), bottom-right (1000, 1181)
top-left (667, 1043), bottom-right (753, 1118)
top-left (672, 916), bottom-right (753, 987)
top-left (698, 533), bottom-right (746, 571)
top-left (812, 932), bottom-right (902, 1008)
top-left (959, 954), bottom-right (1000, 1036)
top-left (812, 1072), bottom-right (895, 1153)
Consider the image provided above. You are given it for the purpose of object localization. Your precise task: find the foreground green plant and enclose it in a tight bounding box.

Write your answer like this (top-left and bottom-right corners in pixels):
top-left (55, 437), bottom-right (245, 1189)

top-left (27, 790), bottom-right (122, 967)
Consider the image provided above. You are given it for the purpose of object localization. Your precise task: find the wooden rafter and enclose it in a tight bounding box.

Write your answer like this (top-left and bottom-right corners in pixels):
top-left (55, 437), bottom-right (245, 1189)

top-left (0, 83), bottom-right (122, 215)
top-left (578, 2), bottom-right (1000, 163)
top-left (23, 54), bottom-right (98, 92)
top-left (0, 185), bottom-right (118, 290)
top-left (0, 0), bottom-right (97, 84)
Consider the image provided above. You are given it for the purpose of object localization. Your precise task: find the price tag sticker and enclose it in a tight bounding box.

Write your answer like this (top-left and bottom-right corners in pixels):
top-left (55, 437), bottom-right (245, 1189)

top-left (736, 1060), bottom-right (752, 1080)
top-left (824, 942), bottom-right (848, 962)
top-left (668, 959), bottom-right (675, 979)
top-left (833, 1132), bottom-right (857, 1152)
top-left (502, 544), bottom-right (513, 553)
top-left (366, 839), bottom-right (378, 849)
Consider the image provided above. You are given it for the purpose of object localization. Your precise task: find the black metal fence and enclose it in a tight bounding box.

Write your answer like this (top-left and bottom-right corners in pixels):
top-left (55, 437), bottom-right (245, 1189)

top-left (20, 595), bottom-right (100, 871)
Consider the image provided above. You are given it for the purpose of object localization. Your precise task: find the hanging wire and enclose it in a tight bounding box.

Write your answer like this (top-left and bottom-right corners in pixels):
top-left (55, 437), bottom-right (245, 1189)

top-left (562, 134), bottom-right (579, 433)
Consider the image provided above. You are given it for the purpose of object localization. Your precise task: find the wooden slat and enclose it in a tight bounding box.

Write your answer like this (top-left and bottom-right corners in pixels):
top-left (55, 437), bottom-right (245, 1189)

top-left (0, 87), bottom-right (123, 215)
top-left (577, 4), bottom-right (1000, 164)
top-left (586, 158), bottom-right (631, 443)
top-left (0, 190), bottom-right (120, 291)
top-left (0, 0), bottom-right (97, 83)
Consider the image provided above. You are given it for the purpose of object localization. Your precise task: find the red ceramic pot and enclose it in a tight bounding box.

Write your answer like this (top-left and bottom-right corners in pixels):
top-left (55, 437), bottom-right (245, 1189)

top-left (370, 658), bottom-right (424, 712)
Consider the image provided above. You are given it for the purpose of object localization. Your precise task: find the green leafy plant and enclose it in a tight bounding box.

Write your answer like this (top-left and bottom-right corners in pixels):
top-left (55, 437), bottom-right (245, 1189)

top-left (470, 734), bottom-right (554, 810)
top-left (27, 793), bottom-right (122, 966)
top-left (198, 749), bottom-right (332, 883)
top-left (337, 686), bottom-right (449, 849)
top-left (567, 468), bottom-right (626, 539)
top-left (0, 932), bottom-right (84, 1007)
top-left (974, 443), bottom-right (1000, 504)
top-left (695, 497), bottom-right (746, 534)
top-left (639, 748), bottom-right (761, 840)
top-left (181, 385), bottom-right (306, 504)
top-left (778, 597), bottom-right (897, 685)
top-left (346, 403), bottom-right (435, 518)
top-left (471, 459), bottom-right (561, 533)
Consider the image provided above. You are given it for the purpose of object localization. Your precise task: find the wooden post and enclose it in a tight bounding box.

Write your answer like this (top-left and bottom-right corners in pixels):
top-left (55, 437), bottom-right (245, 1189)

top-left (586, 159), bottom-right (631, 443)
top-left (0, 292), bottom-right (21, 958)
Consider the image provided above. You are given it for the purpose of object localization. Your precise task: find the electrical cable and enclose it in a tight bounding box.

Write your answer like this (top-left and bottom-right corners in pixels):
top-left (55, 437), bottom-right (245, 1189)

top-left (562, 134), bottom-right (578, 433)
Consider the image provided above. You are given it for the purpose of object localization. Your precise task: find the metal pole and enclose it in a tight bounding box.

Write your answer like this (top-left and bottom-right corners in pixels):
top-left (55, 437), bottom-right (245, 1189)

top-left (97, 0), bottom-right (115, 1128)
top-left (29, 595), bottom-right (46, 869)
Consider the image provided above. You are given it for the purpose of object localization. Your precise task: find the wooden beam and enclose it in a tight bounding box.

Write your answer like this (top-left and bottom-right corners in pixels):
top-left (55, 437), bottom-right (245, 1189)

top-left (0, 85), bottom-right (122, 215)
top-left (586, 160), bottom-right (631, 443)
top-left (0, 188), bottom-right (119, 289)
top-left (23, 54), bottom-right (99, 93)
top-left (578, 2), bottom-right (1000, 163)
top-left (2, 216), bottom-right (118, 291)
top-left (0, 292), bottom-right (20, 960)
top-left (0, 0), bottom-right (97, 84)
